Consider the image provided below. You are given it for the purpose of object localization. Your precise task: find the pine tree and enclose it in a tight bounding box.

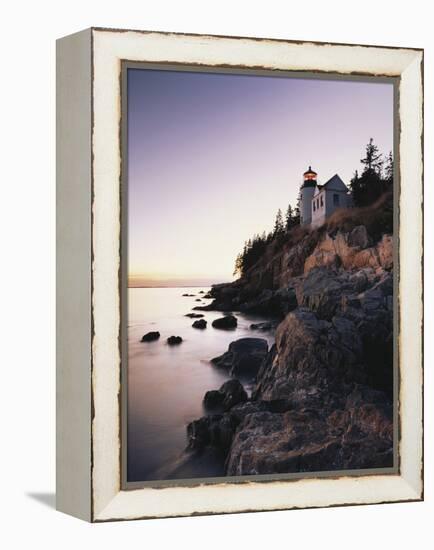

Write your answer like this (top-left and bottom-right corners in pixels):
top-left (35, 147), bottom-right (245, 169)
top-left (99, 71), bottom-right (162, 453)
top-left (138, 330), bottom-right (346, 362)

top-left (351, 140), bottom-right (391, 206)
top-left (384, 151), bottom-right (393, 185)
top-left (274, 208), bottom-right (284, 235)
top-left (285, 204), bottom-right (294, 231)
top-left (350, 170), bottom-right (360, 202)
top-left (361, 138), bottom-right (383, 174)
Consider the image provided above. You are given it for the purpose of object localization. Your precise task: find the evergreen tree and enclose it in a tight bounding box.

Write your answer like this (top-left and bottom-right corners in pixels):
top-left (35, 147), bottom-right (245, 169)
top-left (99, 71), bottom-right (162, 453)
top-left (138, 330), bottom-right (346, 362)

top-left (285, 204), bottom-right (294, 230)
top-left (274, 208), bottom-right (284, 235)
top-left (353, 169), bottom-right (384, 207)
top-left (361, 138), bottom-right (383, 174)
top-left (349, 170), bottom-right (360, 201)
top-left (384, 151), bottom-right (393, 185)
top-left (351, 140), bottom-right (390, 206)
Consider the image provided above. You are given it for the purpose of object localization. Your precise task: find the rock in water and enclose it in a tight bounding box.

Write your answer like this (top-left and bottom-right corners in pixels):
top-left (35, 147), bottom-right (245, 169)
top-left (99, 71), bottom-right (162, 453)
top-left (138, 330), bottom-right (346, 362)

top-left (192, 319), bottom-right (207, 329)
top-left (167, 336), bottom-right (183, 345)
top-left (211, 315), bottom-right (237, 329)
top-left (219, 379), bottom-right (248, 409)
top-left (250, 321), bottom-right (277, 331)
top-left (187, 415), bottom-right (235, 453)
top-left (193, 300), bottom-right (224, 311)
top-left (239, 287), bottom-right (297, 317)
top-left (211, 337), bottom-right (268, 378)
top-left (203, 380), bottom-right (247, 412)
top-left (185, 313), bottom-right (205, 318)
top-left (203, 390), bottom-right (224, 410)
top-left (141, 331), bottom-right (160, 342)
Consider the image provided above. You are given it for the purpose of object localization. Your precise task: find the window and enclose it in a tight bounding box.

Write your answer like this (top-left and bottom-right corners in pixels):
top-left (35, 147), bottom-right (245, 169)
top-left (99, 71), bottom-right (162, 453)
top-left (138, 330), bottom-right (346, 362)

top-left (313, 201), bottom-right (316, 212)
top-left (333, 193), bottom-right (340, 206)
top-left (320, 195), bottom-right (324, 207)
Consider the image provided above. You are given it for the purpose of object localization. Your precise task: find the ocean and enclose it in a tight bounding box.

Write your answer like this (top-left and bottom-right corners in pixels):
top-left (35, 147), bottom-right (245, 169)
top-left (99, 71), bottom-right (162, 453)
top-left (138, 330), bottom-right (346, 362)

top-left (127, 287), bottom-right (274, 482)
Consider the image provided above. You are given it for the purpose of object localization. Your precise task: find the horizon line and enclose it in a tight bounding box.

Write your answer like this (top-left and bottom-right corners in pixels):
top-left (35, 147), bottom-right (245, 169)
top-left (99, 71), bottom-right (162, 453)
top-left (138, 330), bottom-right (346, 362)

top-left (128, 278), bottom-right (232, 289)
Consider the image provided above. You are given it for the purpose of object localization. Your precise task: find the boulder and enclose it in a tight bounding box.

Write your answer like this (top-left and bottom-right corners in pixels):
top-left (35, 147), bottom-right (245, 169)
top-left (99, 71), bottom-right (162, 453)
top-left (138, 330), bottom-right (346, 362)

top-left (253, 308), bottom-right (365, 404)
top-left (167, 336), bottom-right (183, 345)
top-left (211, 337), bottom-right (268, 379)
top-left (239, 287), bottom-right (297, 317)
top-left (295, 267), bottom-right (350, 320)
top-left (193, 300), bottom-right (227, 311)
top-left (188, 376), bottom-right (393, 476)
top-left (187, 414), bottom-right (236, 453)
top-left (185, 313), bottom-right (204, 318)
top-left (304, 249), bottom-right (341, 274)
top-left (212, 315), bottom-right (237, 329)
top-left (219, 379), bottom-right (248, 409)
top-left (250, 321), bottom-right (277, 331)
top-left (203, 390), bottom-right (224, 410)
top-left (377, 234), bottom-right (393, 270)
top-left (188, 400), bottom-right (268, 451)
top-left (348, 225), bottom-right (370, 249)
top-left (203, 379), bottom-right (247, 412)
top-left (301, 229), bottom-right (393, 273)
top-left (192, 319), bottom-right (207, 329)
top-left (140, 331), bottom-right (160, 342)
top-left (225, 401), bottom-right (393, 476)
top-left (190, 282), bottom-right (244, 311)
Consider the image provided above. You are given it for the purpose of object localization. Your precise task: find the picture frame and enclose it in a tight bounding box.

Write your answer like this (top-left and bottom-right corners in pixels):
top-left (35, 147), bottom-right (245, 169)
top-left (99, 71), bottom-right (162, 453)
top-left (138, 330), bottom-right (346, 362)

top-left (56, 27), bottom-right (423, 522)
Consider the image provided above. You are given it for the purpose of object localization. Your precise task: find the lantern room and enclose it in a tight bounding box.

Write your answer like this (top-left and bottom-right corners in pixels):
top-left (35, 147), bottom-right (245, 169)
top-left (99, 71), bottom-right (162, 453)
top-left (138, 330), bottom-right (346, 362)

top-left (303, 166), bottom-right (317, 183)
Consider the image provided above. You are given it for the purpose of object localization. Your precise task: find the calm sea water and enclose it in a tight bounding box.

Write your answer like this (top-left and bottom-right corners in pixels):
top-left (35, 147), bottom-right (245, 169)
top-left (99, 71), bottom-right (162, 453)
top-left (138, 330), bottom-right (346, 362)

top-left (127, 287), bottom-right (274, 482)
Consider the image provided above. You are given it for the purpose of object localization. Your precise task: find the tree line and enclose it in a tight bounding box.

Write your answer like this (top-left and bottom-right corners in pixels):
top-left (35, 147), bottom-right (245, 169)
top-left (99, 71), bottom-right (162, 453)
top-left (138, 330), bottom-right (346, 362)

top-left (350, 138), bottom-right (393, 207)
top-left (234, 138), bottom-right (393, 277)
top-left (233, 201), bottom-right (300, 276)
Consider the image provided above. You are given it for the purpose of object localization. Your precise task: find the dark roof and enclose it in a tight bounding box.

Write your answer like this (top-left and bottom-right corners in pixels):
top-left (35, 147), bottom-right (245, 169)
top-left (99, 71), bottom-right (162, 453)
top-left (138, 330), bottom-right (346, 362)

top-left (303, 165), bottom-right (317, 176)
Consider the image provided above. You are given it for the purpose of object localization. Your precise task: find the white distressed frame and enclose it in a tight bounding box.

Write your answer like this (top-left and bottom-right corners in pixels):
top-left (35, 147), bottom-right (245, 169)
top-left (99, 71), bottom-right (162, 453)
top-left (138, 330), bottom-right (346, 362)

top-left (58, 28), bottom-right (424, 522)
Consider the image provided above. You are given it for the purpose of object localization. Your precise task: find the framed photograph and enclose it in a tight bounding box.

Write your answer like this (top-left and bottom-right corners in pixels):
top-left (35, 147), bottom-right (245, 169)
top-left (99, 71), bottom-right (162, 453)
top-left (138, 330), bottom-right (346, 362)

top-left (56, 27), bottom-right (423, 522)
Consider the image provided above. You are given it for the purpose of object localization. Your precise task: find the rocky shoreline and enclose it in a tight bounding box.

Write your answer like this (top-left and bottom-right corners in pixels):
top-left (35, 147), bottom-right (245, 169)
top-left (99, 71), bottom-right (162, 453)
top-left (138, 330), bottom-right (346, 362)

top-left (184, 223), bottom-right (394, 476)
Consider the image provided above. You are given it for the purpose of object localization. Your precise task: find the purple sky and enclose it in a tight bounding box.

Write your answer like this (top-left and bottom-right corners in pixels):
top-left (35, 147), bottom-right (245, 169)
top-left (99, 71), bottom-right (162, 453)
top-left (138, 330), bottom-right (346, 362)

top-left (127, 68), bottom-right (393, 286)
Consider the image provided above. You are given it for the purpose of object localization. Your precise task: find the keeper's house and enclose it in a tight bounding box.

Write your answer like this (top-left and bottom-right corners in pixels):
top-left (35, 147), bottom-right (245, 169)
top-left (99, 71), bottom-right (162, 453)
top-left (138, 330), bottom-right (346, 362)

top-left (299, 166), bottom-right (353, 228)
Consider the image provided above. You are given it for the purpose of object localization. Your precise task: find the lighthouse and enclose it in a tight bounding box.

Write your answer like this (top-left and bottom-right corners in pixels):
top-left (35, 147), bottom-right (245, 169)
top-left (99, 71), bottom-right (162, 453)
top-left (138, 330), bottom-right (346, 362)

top-left (300, 166), bottom-right (317, 226)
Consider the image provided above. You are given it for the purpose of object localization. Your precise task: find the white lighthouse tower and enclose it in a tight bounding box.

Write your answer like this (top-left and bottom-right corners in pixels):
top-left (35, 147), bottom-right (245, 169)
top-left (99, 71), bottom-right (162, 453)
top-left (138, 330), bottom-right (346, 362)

top-left (300, 166), bottom-right (317, 226)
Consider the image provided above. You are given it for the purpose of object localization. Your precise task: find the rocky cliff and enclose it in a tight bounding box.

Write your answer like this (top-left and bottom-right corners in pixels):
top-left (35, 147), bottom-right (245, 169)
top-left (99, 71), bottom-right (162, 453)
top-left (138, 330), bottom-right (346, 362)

top-left (186, 201), bottom-right (395, 476)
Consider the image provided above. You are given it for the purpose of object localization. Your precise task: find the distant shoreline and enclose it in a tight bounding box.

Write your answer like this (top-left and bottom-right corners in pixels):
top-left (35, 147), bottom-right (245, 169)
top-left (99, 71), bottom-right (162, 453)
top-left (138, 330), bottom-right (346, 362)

top-left (128, 281), bottom-right (231, 289)
top-left (128, 285), bottom-right (212, 289)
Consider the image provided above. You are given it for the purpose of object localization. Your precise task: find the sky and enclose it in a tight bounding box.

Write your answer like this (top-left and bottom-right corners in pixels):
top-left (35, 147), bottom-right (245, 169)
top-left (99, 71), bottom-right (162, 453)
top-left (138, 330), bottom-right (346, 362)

top-left (127, 68), bottom-right (394, 287)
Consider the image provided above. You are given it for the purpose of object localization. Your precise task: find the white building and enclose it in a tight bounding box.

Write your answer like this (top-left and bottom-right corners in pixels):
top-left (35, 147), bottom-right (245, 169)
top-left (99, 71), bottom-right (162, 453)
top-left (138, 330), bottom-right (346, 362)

top-left (299, 166), bottom-right (352, 228)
